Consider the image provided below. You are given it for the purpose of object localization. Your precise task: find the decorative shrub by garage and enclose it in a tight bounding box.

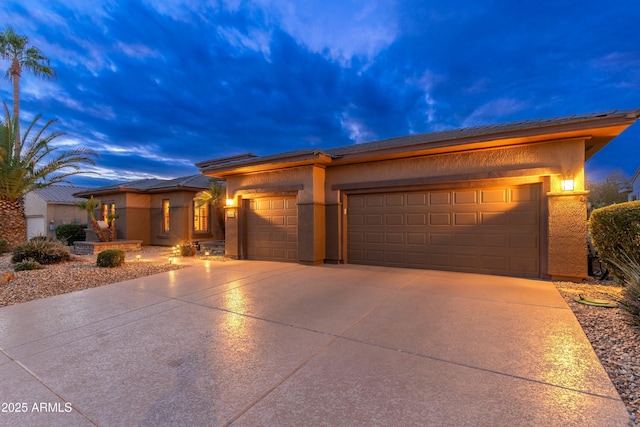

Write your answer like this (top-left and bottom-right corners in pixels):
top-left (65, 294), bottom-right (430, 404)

top-left (96, 249), bottom-right (125, 268)
top-left (55, 223), bottom-right (87, 244)
top-left (589, 200), bottom-right (640, 281)
top-left (14, 259), bottom-right (45, 272)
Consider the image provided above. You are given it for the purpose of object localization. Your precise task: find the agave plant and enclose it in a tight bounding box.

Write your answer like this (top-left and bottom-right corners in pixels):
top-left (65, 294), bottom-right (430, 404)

top-left (609, 251), bottom-right (640, 326)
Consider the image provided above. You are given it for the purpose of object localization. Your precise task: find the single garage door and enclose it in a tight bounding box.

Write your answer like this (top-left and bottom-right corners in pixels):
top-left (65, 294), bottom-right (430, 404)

top-left (247, 196), bottom-right (298, 261)
top-left (347, 184), bottom-right (540, 277)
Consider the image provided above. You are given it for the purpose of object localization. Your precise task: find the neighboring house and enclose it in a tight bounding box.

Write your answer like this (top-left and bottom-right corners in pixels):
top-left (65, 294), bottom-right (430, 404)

top-left (198, 109), bottom-right (640, 280)
top-left (74, 175), bottom-right (224, 246)
top-left (626, 167), bottom-right (640, 201)
top-left (24, 186), bottom-right (93, 240)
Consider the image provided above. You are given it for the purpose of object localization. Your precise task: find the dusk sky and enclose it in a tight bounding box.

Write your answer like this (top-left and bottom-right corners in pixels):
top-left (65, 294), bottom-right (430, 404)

top-left (1, 1), bottom-right (639, 187)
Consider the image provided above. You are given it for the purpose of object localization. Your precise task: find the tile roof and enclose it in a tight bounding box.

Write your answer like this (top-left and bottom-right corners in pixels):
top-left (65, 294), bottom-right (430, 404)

top-left (73, 175), bottom-right (221, 197)
top-left (326, 109), bottom-right (640, 157)
top-left (198, 109), bottom-right (640, 174)
top-left (32, 185), bottom-right (94, 204)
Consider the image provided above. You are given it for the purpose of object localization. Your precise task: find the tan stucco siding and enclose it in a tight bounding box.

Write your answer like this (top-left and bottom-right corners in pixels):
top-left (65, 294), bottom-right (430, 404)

top-left (325, 139), bottom-right (586, 202)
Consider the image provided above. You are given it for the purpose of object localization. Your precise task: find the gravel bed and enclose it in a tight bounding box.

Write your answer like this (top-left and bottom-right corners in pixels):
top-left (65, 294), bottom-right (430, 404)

top-left (0, 246), bottom-right (188, 307)
top-left (555, 279), bottom-right (640, 425)
top-left (0, 250), bottom-right (638, 423)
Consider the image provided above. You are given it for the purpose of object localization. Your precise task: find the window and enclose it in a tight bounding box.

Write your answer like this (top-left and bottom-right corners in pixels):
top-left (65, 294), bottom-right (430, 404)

top-left (193, 202), bottom-right (209, 233)
top-left (102, 202), bottom-right (116, 222)
top-left (162, 199), bottom-right (170, 234)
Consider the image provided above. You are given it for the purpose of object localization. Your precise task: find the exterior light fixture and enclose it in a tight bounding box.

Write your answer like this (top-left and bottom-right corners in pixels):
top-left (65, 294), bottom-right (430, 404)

top-left (136, 254), bottom-right (141, 261)
top-left (204, 251), bottom-right (210, 257)
top-left (226, 198), bottom-right (235, 207)
top-left (561, 179), bottom-right (575, 191)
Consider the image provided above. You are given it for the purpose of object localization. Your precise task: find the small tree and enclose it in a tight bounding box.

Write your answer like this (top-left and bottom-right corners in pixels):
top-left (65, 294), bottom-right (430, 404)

top-left (194, 182), bottom-right (225, 237)
top-left (76, 196), bottom-right (105, 242)
top-left (587, 170), bottom-right (630, 211)
top-left (107, 212), bottom-right (119, 241)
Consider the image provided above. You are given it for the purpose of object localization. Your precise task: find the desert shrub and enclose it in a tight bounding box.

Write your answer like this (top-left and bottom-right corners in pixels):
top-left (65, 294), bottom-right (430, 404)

top-left (11, 237), bottom-right (71, 265)
top-left (610, 252), bottom-right (640, 327)
top-left (96, 249), bottom-right (125, 268)
top-left (589, 201), bottom-right (640, 281)
top-left (55, 224), bottom-right (86, 244)
top-left (181, 244), bottom-right (196, 257)
top-left (14, 258), bottom-right (45, 272)
top-left (0, 239), bottom-right (8, 254)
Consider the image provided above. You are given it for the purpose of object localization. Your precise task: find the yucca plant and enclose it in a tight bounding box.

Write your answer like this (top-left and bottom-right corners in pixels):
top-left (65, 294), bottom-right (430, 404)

top-left (609, 251), bottom-right (640, 326)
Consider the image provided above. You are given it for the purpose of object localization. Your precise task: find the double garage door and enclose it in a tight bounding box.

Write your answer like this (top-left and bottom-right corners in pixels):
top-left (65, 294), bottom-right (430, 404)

top-left (347, 184), bottom-right (541, 277)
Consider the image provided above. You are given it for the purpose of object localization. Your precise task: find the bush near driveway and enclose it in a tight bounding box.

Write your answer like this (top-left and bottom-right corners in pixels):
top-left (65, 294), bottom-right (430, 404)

top-left (96, 249), bottom-right (125, 268)
top-left (589, 201), bottom-right (640, 282)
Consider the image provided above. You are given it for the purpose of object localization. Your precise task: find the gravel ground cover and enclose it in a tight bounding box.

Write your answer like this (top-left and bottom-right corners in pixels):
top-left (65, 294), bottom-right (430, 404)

top-left (0, 248), bottom-right (638, 423)
top-left (555, 280), bottom-right (639, 425)
top-left (0, 246), bottom-right (188, 308)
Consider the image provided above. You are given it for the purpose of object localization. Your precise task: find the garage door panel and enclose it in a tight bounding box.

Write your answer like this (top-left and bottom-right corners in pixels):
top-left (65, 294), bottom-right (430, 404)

top-left (385, 213), bottom-right (404, 225)
top-left (481, 189), bottom-right (507, 203)
top-left (454, 212), bottom-right (477, 225)
top-left (429, 192), bottom-right (451, 205)
top-left (247, 196), bottom-right (298, 262)
top-left (454, 190), bottom-right (477, 204)
top-left (430, 213), bottom-right (450, 225)
top-left (366, 215), bottom-right (383, 225)
top-left (408, 233), bottom-right (427, 245)
top-left (347, 184), bottom-right (540, 277)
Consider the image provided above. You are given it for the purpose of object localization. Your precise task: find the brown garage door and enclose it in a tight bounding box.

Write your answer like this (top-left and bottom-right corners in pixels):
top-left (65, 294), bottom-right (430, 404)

top-left (347, 184), bottom-right (540, 277)
top-left (247, 196), bottom-right (298, 261)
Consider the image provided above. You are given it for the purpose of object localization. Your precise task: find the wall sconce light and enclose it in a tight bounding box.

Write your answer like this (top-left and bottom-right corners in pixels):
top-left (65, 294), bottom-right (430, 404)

top-left (226, 198), bottom-right (235, 207)
top-left (561, 179), bottom-right (575, 191)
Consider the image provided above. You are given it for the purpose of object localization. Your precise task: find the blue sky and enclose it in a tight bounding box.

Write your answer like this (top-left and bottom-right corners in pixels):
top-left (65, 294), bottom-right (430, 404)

top-left (1, 0), bottom-right (639, 187)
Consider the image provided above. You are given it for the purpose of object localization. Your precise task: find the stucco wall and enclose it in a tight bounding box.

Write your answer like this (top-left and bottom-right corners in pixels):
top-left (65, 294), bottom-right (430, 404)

top-left (222, 138), bottom-right (588, 277)
top-left (225, 165), bottom-right (326, 263)
top-left (325, 139), bottom-right (586, 202)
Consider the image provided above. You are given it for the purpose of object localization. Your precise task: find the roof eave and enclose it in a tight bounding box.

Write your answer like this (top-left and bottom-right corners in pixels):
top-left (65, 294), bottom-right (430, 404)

top-left (200, 152), bottom-right (333, 177)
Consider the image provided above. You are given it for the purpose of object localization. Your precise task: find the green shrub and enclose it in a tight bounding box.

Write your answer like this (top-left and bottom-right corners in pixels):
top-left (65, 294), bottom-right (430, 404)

top-left (55, 224), bottom-right (86, 244)
top-left (14, 258), bottom-right (45, 272)
top-left (610, 252), bottom-right (640, 327)
top-left (0, 239), bottom-right (8, 254)
top-left (96, 249), bottom-right (125, 268)
top-left (181, 244), bottom-right (196, 257)
top-left (589, 201), bottom-right (640, 281)
top-left (11, 237), bottom-right (71, 265)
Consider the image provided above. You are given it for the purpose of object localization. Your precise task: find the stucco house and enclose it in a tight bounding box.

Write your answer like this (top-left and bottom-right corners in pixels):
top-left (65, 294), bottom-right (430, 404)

top-left (24, 185), bottom-right (93, 240)
top-left (625, 167), bottom-right (640, 202)
top-left (198, 109), bottom-right (640, 280)
top-left (74, 175), bottom-right (224, 246)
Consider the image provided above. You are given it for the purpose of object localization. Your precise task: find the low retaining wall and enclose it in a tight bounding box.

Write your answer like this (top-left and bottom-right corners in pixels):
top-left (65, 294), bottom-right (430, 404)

top-left (74, 240), bottom-right (143, 255)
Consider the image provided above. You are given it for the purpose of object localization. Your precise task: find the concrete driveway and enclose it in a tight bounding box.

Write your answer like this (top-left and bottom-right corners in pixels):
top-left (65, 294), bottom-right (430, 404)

top-left (0, 260), bottom-right (629, 426)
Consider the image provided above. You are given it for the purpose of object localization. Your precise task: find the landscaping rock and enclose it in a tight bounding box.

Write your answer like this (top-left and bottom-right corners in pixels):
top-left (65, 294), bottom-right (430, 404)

top-left (0, 271), bottom-right (14, 286)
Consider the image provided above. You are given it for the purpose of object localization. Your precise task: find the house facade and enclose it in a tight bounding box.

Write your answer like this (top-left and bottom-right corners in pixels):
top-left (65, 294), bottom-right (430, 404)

top-left (627, 167), bottom-right (640, 202)
top-left (24, 186), bottom-right (93, 240)
top-left (74, 175), bottom-right (224, 246)
top-left (198, 109), bottom-right (640, 280)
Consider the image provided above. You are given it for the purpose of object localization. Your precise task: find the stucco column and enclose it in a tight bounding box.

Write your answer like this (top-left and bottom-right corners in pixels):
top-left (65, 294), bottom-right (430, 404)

top-left (546, 192), bottom-right (589, 279)
top-left (297, 166), bottom-right (326, 264)
top-left (223, 203), bottom-right (240, 259)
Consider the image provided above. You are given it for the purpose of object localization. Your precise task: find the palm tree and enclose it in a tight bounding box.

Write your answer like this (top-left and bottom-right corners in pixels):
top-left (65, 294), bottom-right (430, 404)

top-left (0, 102), bottom-right (97, 248)
top-left (194, 182), bottom-right (226, 237)
top-left (76, 196), bottom-right (106, 242)
top-left (0, 26), bottom-right (56, 156)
